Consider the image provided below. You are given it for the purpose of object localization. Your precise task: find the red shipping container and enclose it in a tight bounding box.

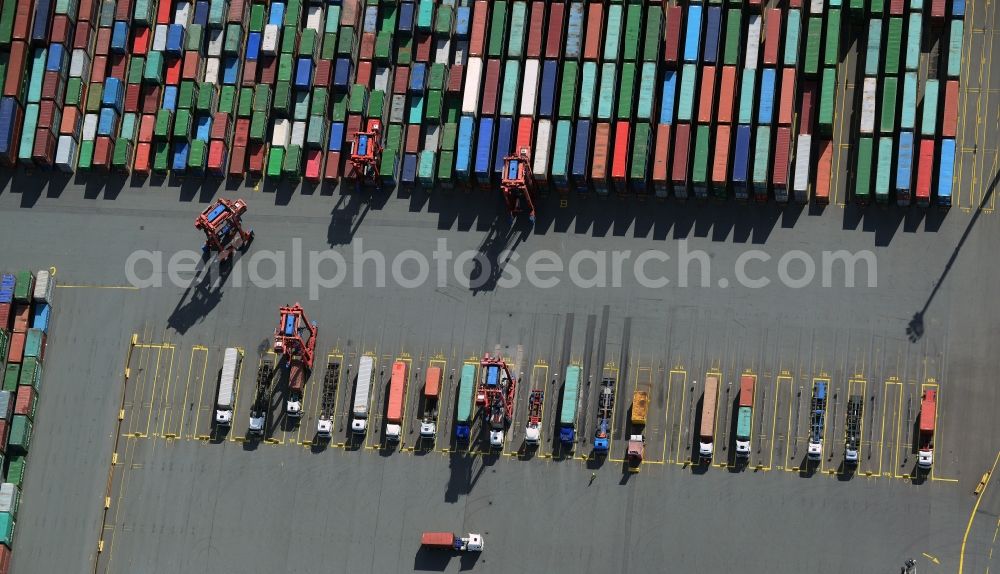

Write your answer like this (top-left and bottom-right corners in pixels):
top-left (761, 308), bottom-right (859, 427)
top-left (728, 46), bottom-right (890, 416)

top-left (165, 56), bottom-right (181, 85)
top-left (15, 384), bottom-right (36, 418)
top-left (248, 142), bottom-right (265, 175)
top-left (37, 99), bottom-right (58, 132)
top-left (156, 0), bottom-right (172, 23)
top-left (799, 80), bottom-right (817, 134)
top-left (890, 0), bottom-right (905, 15)
top-left (96, 26), bottom-right (111, 56)
top-left (314, 59), bottom-right (332, 89)
top-left (763, 9), bottom-right (782, 66)
top-left (481, 59), bottom-right (501, 115)
top-left (182, 51), bottom-right (201, 81)
top-left (259, 56), bottom-right (276, 84)
top-left (0, 303), bottom-right (10, 330)
top-left (0, 537), bottom-right (10, 574)
top-left (134, 141), bottom-right (152, 173)
top-left (133, 26), bottom-right (151, 55)
top-left (115, 0), bottom-right (133, 20)
top-left (414, 32), bottom-right (432, 62)
top-left (916, 138), bottom-right (935, 205)
top-left (7, 332), bottom-right (25, 363)
top-left (359, 32), bottom-right (376, 60)
top-left (242, 59), bottom-right (257, 86)
top-left (712, 124), bottom-right (731, 186)
top-left (229, 144), bottom-right (246, 177)
top-left (340, 0), bottom-right (360, 26)
top-left (32, 129), bottom-right (56, 165)
top-left (12, 0), bottom-right (32, 42)
top-left (109, 54), bottom-right (128, 80)
top-left (234, 119), bottom-right (250, 147)
top-left (698, 65), bottom-right (716, 124)
top-left (51, 14), bottom-right (71, 45)
top-left (211, 112), bottom-right (231, 140)
top-left (447, 64), bottom-right (463, 92)
top-left (544, 2), bottom-right (565, 59)
top-left (207, 140), bottom-right (227, 175)
top-left (942, 80), bottom-right (959, 138)
top-left (324, 150), bottom-right (341, 180)
top-left (74, 21), bottom-right (93, 50)
top-left (228, 0), bottom-right (247, 24)
top-left (138, 113), bottom-right (155, 142)
top-left (516, 116), bottom-right (533, 153)
top-left (931, 0), bottom-right (946, 18)
top-left (664, 6), bottom-right (682, 67)
top-left (93, 135), bottom-right (113, 170)
top-left (611, 121), bottom-right (630, 183)
top-left (671, 123), bottom-right (691, 185)
top-left (41, 71), bottom-right (66, 103)
top-left (393, 66), bottom-right (410, 94)
top-left (3, 42), bottom-right (28, 98)
top-left (789, 0), bottom-right (803, 8)
top-left (79, 0), bottom-right (97, 22)
top-left (773, 127), bottom-right (791, 188)
top-left (718, 66), bottom-right (736, 124)
top-left (584, 4), bottom-right (604, 61)
top-left (652, 123), bottom-right (671, 188)
top-left (591, 122), bottom-right (610, 184)
top-left (141, 84), bottom-right (161, 114)
top-left (355, 60), bottom-right (372, 88)
top-left (0, 420), bottom-right (6, 450)
top-left (469, 1), bottom-right (488, 57)
top-left (814, 139), bottom-right (833, 203)
top-left (749, 0), bottom-right (764, 8)
top-left (778, 68), bottom-right (796, 127)
top-left (527, 2), bottom-right (544, 58)
top-left (124, 84), bottom-right (141, 113)
top-left (405, 124), bottom-right (420, 154)
top-left (13, 304), bottom-right (29, 331)
top-left (305, 148), bottom-right (323, 181)
top-left (90, 55), bottom-right (107, 83)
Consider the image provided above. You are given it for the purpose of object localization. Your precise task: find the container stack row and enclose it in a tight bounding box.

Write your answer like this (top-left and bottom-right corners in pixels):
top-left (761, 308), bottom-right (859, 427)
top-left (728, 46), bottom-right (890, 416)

top-left (0, 269), bottom-right (53, 573)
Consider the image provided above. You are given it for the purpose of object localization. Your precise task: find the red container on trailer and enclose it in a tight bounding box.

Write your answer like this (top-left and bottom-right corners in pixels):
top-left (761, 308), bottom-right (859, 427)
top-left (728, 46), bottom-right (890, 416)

top-left (133, 26), bottom-right (150, 55)
top-left (405, 124), bottom-right (420, 154)
top-left (591, 122), bottom-right (610, 187)
top-left (653, 123), bottom-right (671, 190)
top-left (109, 54), bottom-right (128, 80)
top-left (916, 138), bottom-right (934, 206)
top-left (773, 126), bottom-right (791, 188)
top-left (14, 304), bottom-right (30, 331)
top-left (763, 9), bottom-right (782, 66)
top-left (584, 4), bottom-right (604, 61)
top-left (778, 68), bottom-right (796, 127)
top-left (259, 56), bottom-right (276, 84)
top-left (516, 116), bottom-right (534, 153)
top-left (698, 65), bottom-right (716, 124)
top-left (447, 64), bottom-right (463, 92)
top-left (799, 80), bottom-right (817, 134)
top-left (60, 106), bottom-right (82, 138)
top-left (228, 144), bottom-right (246, 177)
top-left (74, 22), bottom-right (93, 50)
top-left (394, 66), bottom-right (409, 94)
top-left (470, 1), bottom-right (488, 57)
top-left (481, 59), bottom-right (501, 115)
top-left (718, 66), bottom-right (736, 124)
top-left (90, 55), bottom-right (107, 83)
top-left (544, 2), bottom-right (565, 59)
top-left (142, 84), bottom-right (161, 114)
top-left (664, 5), bottom-right (682, 67)
top-left (7, 332), bottom-right (25, 363)
top-left (32, 129), bottom-right (56, 166)
top-left (415, 32), bottom-right (432, 62)
top-left (814, 138), bottom-right (833, 203)
top-left (51, 14), bottom-right (71, 44)
top-left (182, 51), bottom-right (201, 80)
top-left (324, 151), bottom-right (341, 180)
top-left (96, 27), bottom-right (111, 56)
top-left (165, 56), bottom-right (181, 85)
top-left (712, 124), bottom-right (731, 187)
top-left (2, 42), bottom-right (27, 98)
top-left (359, 32), bottom-right (376, 60)
top-left (115, 0), bottom-right (133, 20)
top-left (93, 135), bottom-right (113, 170)
top-left (355, 60), bottom-right (372, 88)
top-left (304, 148), bottom-right (323, 181)
top-left (248, 142), bottom-right (265, 175)
top-left (139, 113), bottom-right (155, 142)
top-left (942, 80), bottom-right (958, 138)
top-left (671, 123), bottom-right (691, 187)
top-left (527, 1), bottom-right (544, 58)
top-left (124, 84), bottom-right (140, 113)
top-left (314, 60), bottom-right (332, 89)
top-left (611, 121), bottom-right (630, 184)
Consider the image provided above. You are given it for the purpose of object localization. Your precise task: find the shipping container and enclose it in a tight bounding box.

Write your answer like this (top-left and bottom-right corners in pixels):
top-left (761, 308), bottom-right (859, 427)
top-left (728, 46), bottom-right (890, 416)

top-left (865, 20), bottom-right (882, 77)
top-left (724, 9), bottom-right (743, 67)
top-left (652, 123), bottom-right (671, 198)
top-left (860, 77), bottom-right (878, 134)
top-left (718, 66), bottom-right (737, 124)
top-left (880, 76), bottom-right (898, 134)
top-left (711, 124), bottom-right (731, 197)
top-left (571, 119), bottom-right (591, 193)
top-left (937, 138), bottom-right (954, 207)
top-left (818, 67), bottom-right (836, 136)
top-left (671, 122), bottom-right (691, 198)
top-left (763, 8), bottom-right (782, 67)
top-left (942, 80), bottom-right (958, 138)
top-left (885, 17), bottom-right (902, 75)
top-left (921, 79), bottom-right (939, 137)
top-left (611, 120), bottom-right (629, 194)
top-left (793, 134), bottom-right (812, 203)
top-left (915, 137), bottom-right (934, 207)
top-left (854, 137), bottom-right (874, 204)
top-left (773, 127), bottom-right (792, 202)
top-left (732, 125), bottom-right (751, 200)
top-left (896, 130), bottom-right (914, 206)
top-left (947, 20), bottom-right (962, 78)
top-left (703, 7), bottom-right (721, 65)
top-left (698, 65), bottom-right (716, 124)
top-left (591, 121), bottom-right (609, 194)
top-left (814, 139), bottom-right (833, 204)
top-left (552, 120), bottom-right (573, 192)
top-left (901, 72), bottom-right (917, 131)
top-left (875, 136), bottom-right (893, 203)
top-left (824, 9), bottom-right (842, 67)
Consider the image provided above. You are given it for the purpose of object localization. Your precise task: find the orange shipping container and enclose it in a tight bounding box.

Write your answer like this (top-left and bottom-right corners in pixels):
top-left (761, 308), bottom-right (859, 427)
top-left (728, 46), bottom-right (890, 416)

top-left (591, 122), bottom-right (610, 183)
top-left (763, 8), bottom-right (782, 66)
top-left (652, 123), bottom-right (671, 186)
top-left (387, 361), bottom-right (408, 422)
top-left (340, 0), bottom-right (360, 26)
top-left (611, 121), bottom-right (630, 181)
top-left (814, 138), bottom-right (833, 203)
top-left (942, 80), bottom-right (959, 138)
top-left (359, 32), bottom-right (376, 60)
top-left (698, 65), bottom-right (716, 124)
top-left (425, 366), bottom-right (442, 398)
top-left (96, 27), bottom-right (111, 56)
top-left (778, 68), bottom-right (796, 127)
top-left (7, 332), bottom-right (25, 363)
top-left (711, 124), bottom-right (731, 185)
top-left (718, 66), bottom-right (736, 124)
top-left (739, 375), bottom-right (756, 408)
top-left (773, 127), bottom-right (791, 188)
top-left (701, 375), bottom-right (720, 439)
top-left (90, 55), bottom-right (107, 84)
top-left (60, 106), bottom-right (82, 139)
top-left (13, 304), bottom-right (30, 331)
top-left (138, 113), bottom-right (155, 142)
top-left (133, 142), bottom-right (152, 174)
top-left (516, 116), bottom-right (534, 153)
top-left (469, 1), bottom-right (489, 57)
top-left (3, 42), bottom-right (27, 98)
top-left (132, 26), bottom-right (150, 54)
top-left (355, 60), bottom-right (372, 89)
top-left (584, 4), bottom-right (604, 61)
top-left (229, 145), bottom-right (247, 177)
top-left (183, 51), bottom-right (202, 81)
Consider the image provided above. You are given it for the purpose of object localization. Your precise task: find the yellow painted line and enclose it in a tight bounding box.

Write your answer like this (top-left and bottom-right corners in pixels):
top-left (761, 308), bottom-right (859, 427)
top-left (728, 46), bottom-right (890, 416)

top-left (880, 380), bottom-right (903, 478)
top-left (227, 347), bottom-right (246, 443)
top-left (770, 374), bottom-right (792, 471)
top-left (960, 450), bottom-right (1000, 574)
top-left (177, 345), bottom-right (207, 439)
top-left (55, 284), bottom-right (140, 290)
top-left (812, 377), bottom-right (832, 474)
top-left (847, 379), bottom-right (868, 474)
top-left (144, 344), bottom-right (174, 439)
top-left (673, 365), bottom-right (690, 465)
top-left (156, 343), bottom-right (180, 439)
top-left (191, 347), bottom-right (215, 439)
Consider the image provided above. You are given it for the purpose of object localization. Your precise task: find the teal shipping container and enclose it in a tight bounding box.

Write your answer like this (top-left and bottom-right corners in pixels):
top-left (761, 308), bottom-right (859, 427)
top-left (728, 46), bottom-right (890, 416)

top-left (783, 10), bottom-right (801, 68)
top-left (875, 137), bottom-right (893, 203)
top-left (597, 63), bottom-right (617, 120)
top-left (947, 20), bottom-right (962, 78)
top-left (636, 62), bottom-right (656, 121)
top-left (752, 125), bottom-right (772, 194)
top-left (507, 1), bottom-right (526, 59)
top-left (900, 72), bottom-right (917, 130)
top-left (738, 72), bottom-right (755, 125)
top-left (678, 63), bottom-right (698, 123)
top-left (604, 4), bottom-right (623, 63)
top-left (921, 79), bottom-right (939, 137)
top-left (865, 20), bottom-right (882, 77)
top-left (578, 62), bottom-right (598, 120)
top-left (906, 14), bottom-right (921, 72)
top-left (551, 120), bottom-right (573, 186)
top-left (499, 60), bottom-right (520, 117)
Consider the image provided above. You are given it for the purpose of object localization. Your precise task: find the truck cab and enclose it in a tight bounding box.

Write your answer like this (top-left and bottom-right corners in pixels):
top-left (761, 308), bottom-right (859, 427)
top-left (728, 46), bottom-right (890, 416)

top-left (627, 435), bottom-right (645, 472)
top-left (489, 429), bottom-right (504, 449)
top-left (524, 426), bottom-right (540, 445)
top-left (248, 412), bottom-right (265, 435)
top-left (316, 417), bottom-right (333, 438)
top-left (352, 356), bottom-right (375, 435)
top-left (420, 420), bottom-right (436, 438)
top-left (917, 390), bottom-right (937, 469)
top-left (807, 381), bottom-right (827, 462)
top-left (559, 426), bottom-right (575, 445)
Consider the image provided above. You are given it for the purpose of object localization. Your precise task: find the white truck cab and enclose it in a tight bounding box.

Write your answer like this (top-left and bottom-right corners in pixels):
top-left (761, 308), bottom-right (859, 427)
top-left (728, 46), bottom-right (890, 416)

top-left (524, 425), bottom-right (540, 445)
top-left (735, 438), bottom-right (750, 457)
top-left (489, 430), bottom-right (504, 448)
top-left (248, 412), bottom-right (265, 435)
top-left (420, 421), bottom-right (436, 438)
top-left (699, 441), bottom-right (714, 458)
top-left (316, 417), bottom-right (333, 438)
top-left (463, 534), bottom-right (484, 552)
top-left (845, 446), bottom-right (859, 463)
top-left (808, 440), bottom-right (823, 461)
top-left (385, 424), bottom-right (402, 441)
top-left (286, 399), bottom-right (302, 417)
top-left (918, 448), bottom-right (933, 469)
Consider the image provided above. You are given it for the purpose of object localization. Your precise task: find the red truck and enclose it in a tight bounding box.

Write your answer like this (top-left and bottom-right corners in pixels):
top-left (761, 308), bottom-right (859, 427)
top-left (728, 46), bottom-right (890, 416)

top-left (421, 532), bottom-right (484, 552)
top-left (918, 390), bottom-right (937, 470)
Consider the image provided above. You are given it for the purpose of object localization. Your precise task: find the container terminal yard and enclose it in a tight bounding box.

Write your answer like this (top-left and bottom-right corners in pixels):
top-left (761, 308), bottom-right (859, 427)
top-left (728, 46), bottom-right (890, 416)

top-left (0, 0), bottom-right (997, 572)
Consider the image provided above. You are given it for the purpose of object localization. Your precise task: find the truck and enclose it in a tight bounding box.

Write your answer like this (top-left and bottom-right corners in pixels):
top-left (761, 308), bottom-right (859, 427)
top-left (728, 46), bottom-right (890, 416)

top-left (351, 355), bottom-right (375, 434)
top-left (454, 364), bottom-right (476, 440)
top-left (421, 531), bottom-right (484, 552)
top-left (419, 366), bottom-right (441, 439)
top-left (628, 386), bottom-right (649, 470)
top-left (807, 381), bottom-right (828, 462)
top-left (385, 360), bottom-right (408, 442)
top-left (593, 378), bottom-right (615, 453)
top-left (735, 375), bottom-right (755, 457)
top-left (559, 365), bottom-right (581, 446)
top-left (918, 389), bottom-right (937, 470)
top-left (524, 389), bottom-right (543, 446)
top-left (286, 359), bottom-right (306, 417)
top-left (248, 358), bottom-right (273, 436)
top-left (214, 347), bottom-right (241, 426)
top-left (844, 394), bottom-right (863, 464)
top-left (316, 360), bottom-right (340, 439)
top-left (699, 375), bottom-right (720, 460)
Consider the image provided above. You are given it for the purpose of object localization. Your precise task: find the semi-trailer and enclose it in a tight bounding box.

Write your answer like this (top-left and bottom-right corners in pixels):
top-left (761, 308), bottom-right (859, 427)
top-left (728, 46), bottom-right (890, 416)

top-left (807, 381), bottom-right (828, 462)
top-left (419, 366), bottom-right (441, 440)
top-left (559, 365), bottom-right (581, 447)
top-left (351, 355), bottom-right (375, 435)
top-left (454, 363), bottom-right (476, 440)
top-left (918, 389), bottom-right (937, 469)
top-left (735, 375), bottom-right (755, 457)
top-left (593, 378), bottom-right (615, 453)
top-left (248, 358), bottom-right (274, 436)
top-left (421, 532), bottom-right (484, 552)
top-left (524, 388), bottom-right (544, 446)
top-left (316, 360), bottom-right (340, 439)
top-left (214, 347), bottom-right (241, 426)
top-left (628, 385), bottom-right (650, 471)
top-left (385, 360), bottom-right (408, 442)
top-left (845, 394), bottom-right (863, 463)
top-left (699, 375), bottom-right (720, 460)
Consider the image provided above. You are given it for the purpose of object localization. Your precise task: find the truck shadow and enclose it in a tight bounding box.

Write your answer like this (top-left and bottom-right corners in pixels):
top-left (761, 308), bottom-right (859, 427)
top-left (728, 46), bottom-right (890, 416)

top-left (444, 451), bottom-right (488, 503)
top-left (412, 547), bottom-right (450, 572)
top-left (836, 461), bottom-right (856, 482)
top-left (208, 365), bottom-right (228, 444)
top-left (344, 369), bottom-right (364, 451)
top-left (689, 394), bottom-right (709, 475)
top-left (726, 394), bottom-right (742, 473)
top-left (798, 456), bottom-right (819, 478)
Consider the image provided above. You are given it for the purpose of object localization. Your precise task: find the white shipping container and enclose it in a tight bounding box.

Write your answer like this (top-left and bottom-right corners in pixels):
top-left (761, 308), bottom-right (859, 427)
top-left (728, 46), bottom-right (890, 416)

top-left (34, 268), bottom-right (54, 301)
top-left (207, 28), bottom-right (224, 57)
top-left (0, 391), bottom-right (11, 420)
top-left (793, 133), bottom-right (812, 198)
top-left (389, 95), bottom-right (406, 124)
top-left (272, 118), bottom-right (290, 147)
top-left (424, 125), bottom-right (440, 151)
top-left (520, 59), bottom-right (540, 116)
top-left (363, 6), bottom-right (378, 33)
top-left (82, 113), bottom-right (99, 140)
top-left (374, 66), bottom-right (391, 93)
top-left (353, 355), bottom-right (374, 416)
top-left (0, 483), bottom-right (19, 515)
top-left (69, 49), bottom-right (89, 78)
top-left (205, 57), bottom-right (220, 84)
top-left (452, 40), bottom-right (468, 66)
top-left (860, 77), bottom-right (877, 135)
top-left (291, 121), bottom-right (307, 147)
top-left (174, 1), bottom-right (191, 26)
top-left (306, 6), bottom-right (324, 33)
top-left (810, 0), bottom-right (824, 14)
top-left (55, 136), bottom-right (77, 173)
top-left (153, 25), bottom-right (168, 52)
top-left (533, 119), bottom-right (552, 177)
top-left (462, 57), bottom-right (483, 116)
top-left (434, 38), bottom-right (451, 65)
top-left (216, 347), bottom-right (239, 410)
top-left (262, 25), bottom-right (280, 54)
top-left (745, 16), bottom-right (762, 70)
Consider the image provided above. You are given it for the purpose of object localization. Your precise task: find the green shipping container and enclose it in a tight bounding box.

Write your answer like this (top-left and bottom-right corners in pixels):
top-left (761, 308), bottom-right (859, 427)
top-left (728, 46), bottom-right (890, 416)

top-left (374, 31), bottom-right (393, 62)
top-left (824, 9), bottom-right (841, 67)
top-left (293, 90), bottom-right (311, 121)
top-left (367, 90), bottom-right (385, 120)
top-left (487, 1), bottom-right (507, 58)
top-left (559, 366), bottom-right (581, 426)
top-left (238, 87), bottom-right (254, 117)
top-left (753, 125), bottom-right (771, 187)
top-left (906, 14), bottom-right (921, 72)
top-left (692, 124), bottom-right (710, 186)
top-left (783, 10), bottom-right (800, 68)
top-left (65, 77), bottom-right (83, 107)
top-left (551, 120), bottom-right (572, 181)
top-left (506, 2), bottom-right (525, 59)
top-left (3, 364), bottom-right (19, 393)
top-left (128, 56), bottom-right (145, 84)
top-left (178, 81), bottom-right (198, 109)
top-left (224, 24), bottom-right (243, 55)
top-left (331, 92), bottom-right (348, 121)
top-left (219, 85), bottom-right (235, 114)
top-left (195, 83), bottom-right (216, 114)
top-left (425, 89), bottom-right (443, 122)
top-left (188, 139), bottom-right (206, 170)
top-left (499, 60), bottom-right (520, 117)
top-left (597, 63), bottom-right (616, 121)
top-left (278, 53), bottom-right (295, 83)
top-left (617, 62), bottom-right (636, 120)
top-left (321, 32), bottom-right (338, 60)
top-left (300, 29), bottom-right (318, 59)
top-left (678, 63), bottom-right (697, 123)
top-left (5, 456), bottom-right (25, 488)
top-left (880, 76), bottom-right (898, 133)
top-left (440, 123), bottom-right (457, 151)
top-left (280, 26), bottom-right (298, 56)
top-left (0, 512), bottom-right (12, 548)
top-left (311, 88), bottom-right (329, 116)
top-left (818, 67), bottom-right (836, 135)
top-left (85, 84), bottom-right (102, 112)
top-left (250, 4), bottom-right (265, 31)
top-left (337, 27), bottom-right (356, 57)
top-left (437, 150), bottom-right (454, 188)
top-left (578, 62), bottom-right (597, 119)
top-left (173, 109), bottom-right (192, 140)
top-left (885, 17), bottom-right (902, 75)
top-left (900, 72), bottom-right (917, 130)
top-left (186, 24), bottom-right (204, 52)
top-left (805, 17), bottom-right (822, 76)
top-left (349, 84), bottom-right (368, 115)
top-left (152, 141), bottom-right (170, 172)
top-left (282, 145), bottom-right (302, 179)
top-left (855, 137), bottom-right (874, 202)
top-left (273, 82), bottom-right (292, 115)
top-left (738, 72), bottom-right (755, 125)
top-left (306, 116), bottom-right (327, 148)
top-left (417, 150), bottom-right (436, 188)
top-left (8, 415), bottom-right (31, 454)
top-left (872, 0), bottom-right (885, 15)
top-left (396, 36), bottom-right (412, 65)
top-left (875, 137), bottom-right (893, 202)
top-left (250, 111), bottom-right (267, 141)
top-left (559, 61), bottom-right (579, 120)
top-left (266, 146), bottom-right (284, 177)
top-left (78, 140), bottom-right (94, 169)
top-left (630, 122), bottom-right (651, 181)
top-left (20, 357), bottom-right (39, 391)
top-left (604, 4), bottom-right (623, 62)
top-left (112, 139), bottom-right (133, 170)
top-left (921, 79), bottom-right (939, 137)
top-left (0, 2), bottom-right (13, 45)
top-left (436, 5), bottom-right (455, 37)
top-left (623, 3), bottom-right (642, 62)
top-left (850, 0), bottom-right (865, 13)
top-left (643, 6), bottom-right (664, 62)
top-left (865, 20), bottom-right (882, 77)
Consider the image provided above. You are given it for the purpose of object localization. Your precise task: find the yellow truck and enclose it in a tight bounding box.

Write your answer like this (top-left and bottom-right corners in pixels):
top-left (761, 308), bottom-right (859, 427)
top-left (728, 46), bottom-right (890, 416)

top-left (628, 386), bottom-right (650, 471)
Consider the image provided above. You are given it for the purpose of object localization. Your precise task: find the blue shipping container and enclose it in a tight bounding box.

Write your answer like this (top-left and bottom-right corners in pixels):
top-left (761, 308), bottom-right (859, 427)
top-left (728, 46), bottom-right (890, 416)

top-left (269, 2), bottom-right (285, 26)
top-left (572, 119), bottom-right (591, 192)
top-left (455, 6), bottom-right (470, 37)
top-left (456, 115), bottom-right (475, 178)
top-left (31, 0), bottom-right (52, 44)
top-left (897, 131), bottom-right (914, 191)
top-left (539, 60), bottom-right (558, 118)
top-left (173, 142), bottom-right (190, 171)
top-left (162, 86), bottom-right (178, 111)
top-left (328, 122), bottom-right (344, 151)
top-left (334, 59), bottom-right (352, 90)
top-left (704, 7), bottom-right (721, 64)
top-left (196, 115), bottom-right (212, 140)
top-left (247, 32), bottom-right (262, 60)
top-left (111, 21), bottom-right (129, 53)
top-left (684, 5), bottom-right (703, 63)
top-left (474, 117), bottom-right (494, 185)
top-left (732, 125), bottom-right (752, 191)
top-left (952, 0), bottom-right (966, 16)
top-left (223, 57), bottom-right (239, 84)
top-left (758, 68), bottom-right (776, 125)
top-left (165, 25), bottom-right (185, 56)
top-left (565, 3), bottom-right (585, 60)
top-left (399, 2), bottom-right (415, 34)
top-left (937, 138), bottom-right (955, 206)
top-left (660, 71), bottom-right (677, 124)
top-left (32, 303), bottom-right (50, 333)
top-left (401, 153), bottom-right (418, 185)
top-left (97, 107), bottom-right (118, 136)
top-left (45, 44), bottom-right (66, 73)
top-left (294, 58), bottom-right (312, 89)
top-left (0, 98), bottom-right (19, 157)
top-left (410, 63), bottom-right (427, 93)
top-left (493, 117), bottom-right (513, 177)
top-left (194, 1), bottom-right (209, 26)
top-left (103, 77), bottom-right (124, 112)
